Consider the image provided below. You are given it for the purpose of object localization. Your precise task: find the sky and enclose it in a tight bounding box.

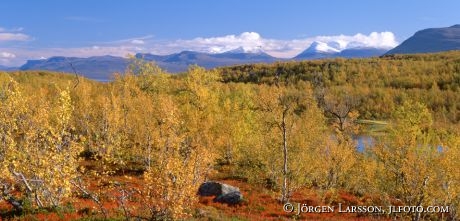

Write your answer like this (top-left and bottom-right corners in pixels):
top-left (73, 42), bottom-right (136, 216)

top-left (1, 0), bottom-right (460, 66)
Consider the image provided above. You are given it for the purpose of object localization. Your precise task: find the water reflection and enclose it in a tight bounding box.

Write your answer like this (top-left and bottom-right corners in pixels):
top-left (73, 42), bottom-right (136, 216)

top-left (354, 135), bottom-right (374, 152)
top-left (354, 136), bottom-right (444, 153)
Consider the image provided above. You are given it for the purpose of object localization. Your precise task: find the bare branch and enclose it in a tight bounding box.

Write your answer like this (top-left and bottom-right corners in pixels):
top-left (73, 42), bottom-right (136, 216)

top-left (66, 58), bottom-right (80, 89)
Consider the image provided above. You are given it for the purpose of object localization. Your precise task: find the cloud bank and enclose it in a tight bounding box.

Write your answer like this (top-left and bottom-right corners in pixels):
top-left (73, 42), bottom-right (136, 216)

top-left (0, 27), bottom-right (32, 65)
top-left (168, 31), bottom-right (398, 57)
top-left (0, 31), bottom-right (398, 66)
top-left (0, 26), bottom-right (31, 42)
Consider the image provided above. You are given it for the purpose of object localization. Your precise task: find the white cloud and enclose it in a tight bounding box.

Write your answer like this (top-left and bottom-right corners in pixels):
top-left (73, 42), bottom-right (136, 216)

top-left (313, 32), bottom-right (398, 50)
top-left (175, 32), bottom-right (265, 53)
top-left (103, 35), bottom-right (154, 45)
top-left (0, 27), bottom-right (24, 32)
top-left (0, 27), bottom-right (30, 42)
top-left (0, 52), bottom-right (16, 58)
top-left (0, 33), bottom-right (30, 41)
top-left (130, 39), bottom-right (145, 45)
top-left (0, 51), bottom-right (17, 66)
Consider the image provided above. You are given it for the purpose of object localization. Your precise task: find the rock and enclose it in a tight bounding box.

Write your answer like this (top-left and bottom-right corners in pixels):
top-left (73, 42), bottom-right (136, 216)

top-left (198, 181), bottom-right (243, 205)
top-left (198, 181), bottom-right (222, 196)
top-left (213, 191), bottom-right (243, 205)
top-left (220, 183), bottom-right (240, 196)
top-left (198, 181), bottom-right (239, 196)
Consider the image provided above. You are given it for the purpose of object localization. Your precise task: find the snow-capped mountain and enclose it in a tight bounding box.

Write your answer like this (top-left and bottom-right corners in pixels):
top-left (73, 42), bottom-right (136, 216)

top-left (213, 46), bottom-right (275, 60)
top-left (294, 41), bottom-right (389, 60)
top-left (306, 41), bottom-right (341, 54)
top-left (222, 46), bottom-right (265, 54)
top-left (294, 41), bottom-right (341, 59)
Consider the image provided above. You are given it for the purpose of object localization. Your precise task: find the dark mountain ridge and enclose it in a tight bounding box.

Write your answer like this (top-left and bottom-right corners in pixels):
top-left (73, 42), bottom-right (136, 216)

top-left (386, 24), bottom-right (460, 54)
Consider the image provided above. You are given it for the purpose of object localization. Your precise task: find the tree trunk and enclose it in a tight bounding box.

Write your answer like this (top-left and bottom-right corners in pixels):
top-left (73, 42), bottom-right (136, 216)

top-left (1, 184), bottom-right (23, 212)
top-left (281, 110), bottom-right (289, 203)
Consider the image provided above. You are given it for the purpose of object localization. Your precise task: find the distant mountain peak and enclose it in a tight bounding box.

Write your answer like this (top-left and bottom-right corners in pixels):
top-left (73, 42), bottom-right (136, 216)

top-left (223, 46), bottom-right (265, 54)
top-left (47, 56), bottom-right (71, 62)
top-left (224, 47), bottom-right (246, 54)
top-left (386, 24), bottom-right (460, 55)
top-left (294, 41), bottom-right (387, 60)
top-left (305, 41), bottom-right (340, 54)
top-left (20, 55), bottom-right (129, 81)
top-left (294, 41), bottom-right (340, 59)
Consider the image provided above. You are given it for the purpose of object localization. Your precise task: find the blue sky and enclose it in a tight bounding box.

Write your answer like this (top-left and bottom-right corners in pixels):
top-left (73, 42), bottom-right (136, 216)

top-left (1, 0), bottom-right (460, 66)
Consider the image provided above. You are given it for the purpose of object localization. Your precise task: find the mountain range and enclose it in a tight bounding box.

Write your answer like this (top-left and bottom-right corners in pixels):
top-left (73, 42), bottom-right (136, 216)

top-left (135, 47), bottom-right (279, 73)
top-left (6, 46), bottom-right (387, 81)
top-left (18, 55), bottom-right (129, 81)
top-left (2, 24), bottom-right (460, 81)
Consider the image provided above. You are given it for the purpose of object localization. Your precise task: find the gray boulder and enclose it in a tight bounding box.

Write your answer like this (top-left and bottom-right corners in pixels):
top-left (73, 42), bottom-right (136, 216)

top-left (198, 181), bottom-right (239, 196)
top-left (198, 181), bottom-right (223, 196)
top-left (213, 191), bottom-right (243, 205)
top-left (198, 181), bottom-right (243, 205)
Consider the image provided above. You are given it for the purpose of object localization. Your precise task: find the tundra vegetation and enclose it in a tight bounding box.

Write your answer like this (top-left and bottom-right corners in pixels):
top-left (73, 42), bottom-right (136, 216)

top-left (0, 51), bottom-right (459, 220)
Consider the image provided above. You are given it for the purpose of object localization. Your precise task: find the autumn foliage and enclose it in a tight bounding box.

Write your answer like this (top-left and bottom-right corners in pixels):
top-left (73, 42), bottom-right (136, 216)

top-left (0, 51), bottom-right (459, 220)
